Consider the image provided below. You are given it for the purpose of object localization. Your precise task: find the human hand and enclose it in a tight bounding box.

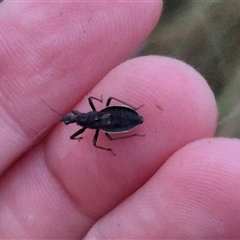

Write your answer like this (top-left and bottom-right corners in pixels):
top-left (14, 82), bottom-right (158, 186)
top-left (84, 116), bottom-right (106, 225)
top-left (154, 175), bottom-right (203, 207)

top-left (1, 1), bottom-right (240, 239)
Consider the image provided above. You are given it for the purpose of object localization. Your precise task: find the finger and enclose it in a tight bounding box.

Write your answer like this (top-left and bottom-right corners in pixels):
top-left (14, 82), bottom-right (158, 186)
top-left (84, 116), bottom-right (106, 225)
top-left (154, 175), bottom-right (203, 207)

top-left (0, 1), bottom-right (161, 173)
top-left (32, 56), bottom-right (216, 236)
top-left (0, 56), bottom-right (216, 238)
top-left (85, 138), bottom-right (240, 239)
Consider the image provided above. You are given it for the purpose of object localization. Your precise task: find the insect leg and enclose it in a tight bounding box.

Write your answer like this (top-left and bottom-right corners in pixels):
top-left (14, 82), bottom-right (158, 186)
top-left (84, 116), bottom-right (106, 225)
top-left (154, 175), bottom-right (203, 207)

top-left (93, 130), bottom-right (115, 155)
top-left (70, 127), bottom-right (86, 140)
top-left (88, 96), bottom-right (103, 111)
top-left (106, 97), bottom-right (143, 110)
top-left (105, 132), bottom-right (145, 141)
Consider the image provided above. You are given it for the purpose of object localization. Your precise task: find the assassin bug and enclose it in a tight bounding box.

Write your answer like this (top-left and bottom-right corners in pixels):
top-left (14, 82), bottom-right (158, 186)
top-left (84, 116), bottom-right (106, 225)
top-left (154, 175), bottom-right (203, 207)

top-left (61, 96), bottom-right (144, 155)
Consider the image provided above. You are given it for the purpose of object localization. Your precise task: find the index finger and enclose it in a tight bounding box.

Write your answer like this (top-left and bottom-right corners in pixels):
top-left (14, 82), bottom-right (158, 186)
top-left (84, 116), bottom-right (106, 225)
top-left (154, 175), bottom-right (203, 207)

top-left (0, 1), bottom-right (161, 173)
top-left (46, 55), bottom-right (218, 220)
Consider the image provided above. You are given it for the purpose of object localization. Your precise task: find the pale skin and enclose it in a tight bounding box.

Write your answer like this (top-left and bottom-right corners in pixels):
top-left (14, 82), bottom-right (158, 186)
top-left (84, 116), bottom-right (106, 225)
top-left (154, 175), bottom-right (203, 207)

top-left (1, 1), bottom-right (240, 239)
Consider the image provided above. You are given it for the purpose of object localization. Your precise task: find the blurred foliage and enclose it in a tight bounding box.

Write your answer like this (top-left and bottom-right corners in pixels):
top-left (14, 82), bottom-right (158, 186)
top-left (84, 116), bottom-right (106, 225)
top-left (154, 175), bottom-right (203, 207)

top-left (139, 0), bottom-right (240, 138)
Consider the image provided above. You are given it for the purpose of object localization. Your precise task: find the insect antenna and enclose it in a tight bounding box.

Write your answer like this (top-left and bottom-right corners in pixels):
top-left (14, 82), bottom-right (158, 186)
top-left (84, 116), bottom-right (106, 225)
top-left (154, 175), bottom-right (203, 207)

top-left (41, 99), bottom-right (63, 117)
top-left (39, 100), bottom-right (65, 137)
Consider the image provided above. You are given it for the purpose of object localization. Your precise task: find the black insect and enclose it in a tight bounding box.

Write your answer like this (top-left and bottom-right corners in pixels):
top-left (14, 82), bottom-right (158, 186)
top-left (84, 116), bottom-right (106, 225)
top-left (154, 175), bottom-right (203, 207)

top-left (61, 96), bottom-right (144, 155)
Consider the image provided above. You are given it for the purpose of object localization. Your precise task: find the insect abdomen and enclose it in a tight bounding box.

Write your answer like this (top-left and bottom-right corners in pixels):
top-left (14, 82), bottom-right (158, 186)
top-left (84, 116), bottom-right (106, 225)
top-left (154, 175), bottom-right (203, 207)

top-left (99, 106), bottom-right (143, 133)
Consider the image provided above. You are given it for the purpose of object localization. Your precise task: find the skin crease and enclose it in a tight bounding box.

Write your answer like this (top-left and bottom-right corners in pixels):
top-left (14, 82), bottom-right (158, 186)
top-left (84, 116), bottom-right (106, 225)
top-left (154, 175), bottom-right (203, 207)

top-left (0, 1), bottom-right (240, 239)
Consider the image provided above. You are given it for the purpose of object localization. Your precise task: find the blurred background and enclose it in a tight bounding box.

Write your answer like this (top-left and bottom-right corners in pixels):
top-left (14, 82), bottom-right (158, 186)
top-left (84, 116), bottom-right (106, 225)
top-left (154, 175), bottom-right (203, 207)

top-left (139, 1), bottom-right (240, 138)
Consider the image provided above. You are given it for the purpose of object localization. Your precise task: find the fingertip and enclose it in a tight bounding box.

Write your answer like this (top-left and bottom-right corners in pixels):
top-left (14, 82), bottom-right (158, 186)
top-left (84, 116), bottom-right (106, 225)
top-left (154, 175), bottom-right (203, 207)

top-left (100, 55), bottom-right (218, 156)
top-left (88, 138), bottom-right (240, 239)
